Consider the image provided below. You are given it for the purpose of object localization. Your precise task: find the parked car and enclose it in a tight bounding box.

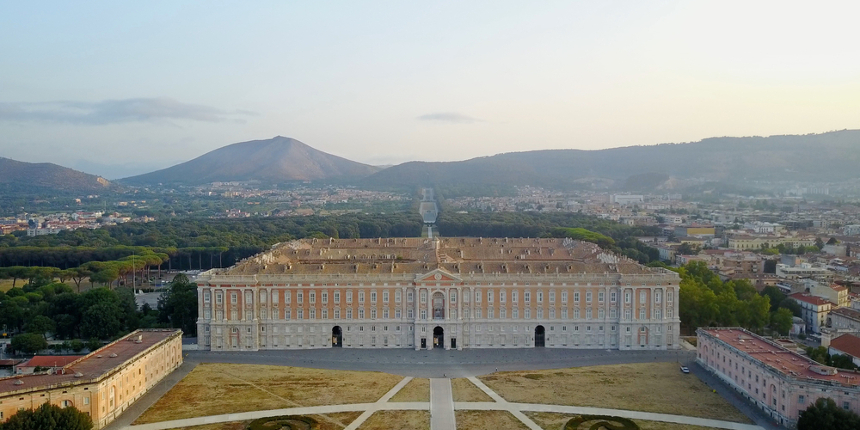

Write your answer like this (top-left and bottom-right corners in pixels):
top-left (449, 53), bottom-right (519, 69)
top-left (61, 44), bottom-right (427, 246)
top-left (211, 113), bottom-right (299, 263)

top-left (680, 366), bottom-right (690, 374)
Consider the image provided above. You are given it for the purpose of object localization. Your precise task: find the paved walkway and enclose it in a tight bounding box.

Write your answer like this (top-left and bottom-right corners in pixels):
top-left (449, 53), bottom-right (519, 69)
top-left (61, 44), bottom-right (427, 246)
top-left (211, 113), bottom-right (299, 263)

top-left (122, 375), bottom-right (765, 430)
top-left (429, 379), bottom-right (455, 430)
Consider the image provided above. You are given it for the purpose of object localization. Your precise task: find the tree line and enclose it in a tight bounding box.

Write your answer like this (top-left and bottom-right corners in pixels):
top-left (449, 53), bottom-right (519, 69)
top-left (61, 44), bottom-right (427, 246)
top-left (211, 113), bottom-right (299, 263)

top-left (1, 274), bottom-right (199, 355)
top-left (677, 261), bottom-right (801, 335)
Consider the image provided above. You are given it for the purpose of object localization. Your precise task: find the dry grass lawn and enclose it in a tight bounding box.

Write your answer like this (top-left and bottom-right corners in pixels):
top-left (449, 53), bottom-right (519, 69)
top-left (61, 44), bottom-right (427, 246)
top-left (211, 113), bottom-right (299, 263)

top-left (451, 378), bottom-right (493, 402)
top-left (526, 412), bottom-right (723, 430)
top-left (456, 411), bottom-right (529, 430)
top-left (479, 362), bottom-right (751, 423)
top-left (358, 410), bottom-right (430, 430)
top-left (390, 378), bottom-right (429, 402)
top-left (164, 413), bottom-right (361, 430)
top-left (136, 364), bottom-right (402, 424)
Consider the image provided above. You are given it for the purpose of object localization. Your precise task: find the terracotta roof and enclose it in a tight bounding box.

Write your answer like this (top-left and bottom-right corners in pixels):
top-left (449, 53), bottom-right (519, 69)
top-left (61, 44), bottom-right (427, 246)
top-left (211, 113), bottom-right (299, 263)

top-left (789, 293), bottom-right (833, 306)
top-left (17, 356), bottom-right (80, 368)
top-left (0, 329), bottom-right (180, 395)
top-left (830, 334), bottom-right (860, 360)
top-left (701, 328), bottom-right (860, 386)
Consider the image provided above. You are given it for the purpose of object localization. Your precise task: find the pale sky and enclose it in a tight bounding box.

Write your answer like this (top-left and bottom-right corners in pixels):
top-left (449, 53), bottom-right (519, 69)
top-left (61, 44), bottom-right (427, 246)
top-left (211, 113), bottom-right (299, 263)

top-left (2, 1), bottom-right (860, 178)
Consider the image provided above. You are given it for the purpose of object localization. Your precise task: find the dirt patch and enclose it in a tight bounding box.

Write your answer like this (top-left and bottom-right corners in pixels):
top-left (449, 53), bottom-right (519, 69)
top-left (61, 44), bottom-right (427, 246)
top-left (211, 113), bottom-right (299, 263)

top-left (456, 411), bottom-right (529, 430)
top-left (451, 378), bottom-right (493, 402)
top-left (526, 412), bottom-right (723, 430)
top-left (390, 378), bottom-right (430, 402)
top-left (358, 410), bottom-right (430, 430)
top-left (480, 362), bottom-right (751, 423)
top-left (136, 363), bottom-right (401, 424)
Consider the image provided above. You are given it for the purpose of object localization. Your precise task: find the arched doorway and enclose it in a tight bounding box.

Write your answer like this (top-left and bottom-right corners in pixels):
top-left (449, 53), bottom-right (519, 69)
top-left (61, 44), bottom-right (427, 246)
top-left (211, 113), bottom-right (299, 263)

top-left (332, 326), bottom-right (342, 347)
top-left (433, 326), bottom-right (444, 348)
top-left (535, 325), bottom-right (545, 347)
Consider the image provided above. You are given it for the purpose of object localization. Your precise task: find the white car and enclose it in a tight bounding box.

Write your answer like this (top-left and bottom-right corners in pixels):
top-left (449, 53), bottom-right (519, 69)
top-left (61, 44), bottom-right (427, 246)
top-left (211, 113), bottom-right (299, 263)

top-left (680, 366), bottom-right (690, 374)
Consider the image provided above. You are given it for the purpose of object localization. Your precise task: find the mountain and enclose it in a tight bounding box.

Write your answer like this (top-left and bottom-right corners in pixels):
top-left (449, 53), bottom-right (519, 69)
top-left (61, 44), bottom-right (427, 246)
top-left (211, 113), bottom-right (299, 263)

top-left (0, 157), bottom-right (111, 192)
top-left (363, 130), bottom-right (860, 189)
top-left (121, 136), bottom-right (381, 185)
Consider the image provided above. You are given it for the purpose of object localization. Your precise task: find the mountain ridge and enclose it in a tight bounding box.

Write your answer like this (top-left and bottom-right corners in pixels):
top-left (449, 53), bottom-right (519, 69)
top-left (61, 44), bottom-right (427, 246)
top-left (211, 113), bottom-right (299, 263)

top-left (0, 157), bottom-right (111, 193)
top-left (120, 136), bottom-right (381, 185)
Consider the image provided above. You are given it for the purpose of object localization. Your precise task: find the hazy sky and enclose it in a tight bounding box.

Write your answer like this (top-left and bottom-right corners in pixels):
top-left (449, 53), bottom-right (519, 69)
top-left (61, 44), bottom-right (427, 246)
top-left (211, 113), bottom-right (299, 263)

top-left (2, 1), bottom-right (860, 178)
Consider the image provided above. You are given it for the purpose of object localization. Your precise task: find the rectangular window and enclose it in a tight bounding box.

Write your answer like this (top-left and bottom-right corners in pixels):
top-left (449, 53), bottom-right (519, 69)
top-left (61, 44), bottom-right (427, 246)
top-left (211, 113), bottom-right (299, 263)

top-left (500, 307), bottom-right (507, 318)
top-left (371, 308), bottom-right (377, 319)
top-left (322, 292), bottom-right (328, 304)
top-left (488, 290), bottom-right (493, 303)
top-left (524, 292), bottom-right (531, 303)
top-left (512, 291), bottom-right (519, 303)
top-left (611, 291), bottom-right (617, 302)
top-left (216, 293), bottom-right (222, 304)
top-left (420, 309), bottom-right (427, 320)
top-left (383, 291), bottom-right (389, 303)
top-left (562, 308), bottom-right (568, 319)
top-left (408, 291), bottom-right (414, 302)
top-left (231, 293), bottom-right (237, 304)
top-left (625, 292), bottom-right (631, 303)
top-left (598, 291), bottom-right (605, 302)
top-left (488, 307), bottom-right (494, 318)
top-left (347, 291), bottom-right (353, 303)
top-left (371, 292), bottom-right (377, 303)
top-left (297, 292), bottom-right (304, 304)
top-left (476, 290), bottom-right (482, 303)
top-left (640, 291), bottom-right (646, 303)
top-left (408, 309), bottom-right (414, 319)
top-left (346, 308), bottom-right (352, 319)
top-left (359, 308), bottom-right (365, 319)
top-left (655, 291), bottom-right (662, 303)
top-left (421, 291), bottom-right (427, 303)
top-left (668, 291), bottom-right (674, 302)
top-left (561, 291), bottom-right (567, 303)
top-left (586, 292), bottom-right (592, 303)
top-left (395, 290), bottom-right (402, 303)
top-left (285, 308), bottom-right (291, 320)
top-left (639, 308), bottom-right (646, 320)
top-left (513, 308), bottom-right (519, 319)
top-left (476, 309), bottom-right (482, 319)
top-left (500, 290), bottom-right (506, 303)
top-left (451, 290), bottom-right (457, 303)
top-left (383, 308), bottom-right (389, 318)
top-left (272, 291), bottom-right (279, 303)
top-left (334, 291), bottom-right (340, 303)
top-left (586, 308), bottom-right (592, 320)
top-left (310, 308), bottom-right (316, 319)
top-left (309, 292), bottom-right (315, 304)
top-left (549, 291), bottom-right (555, 303)
top-left (260, 290), bottom-right (267, 303)
top-left (395, 308), bottom-right (401, 318)
top-left (297, 309), bottom-right (304, 320)
top-left (574, 292), bottom-right (580, 303)
top-left (537, 292), bottom-right (543, 303)
top-left (524, 308), bottom-right (530, 319)
top-left (359, 292), bottom-right (365, 303)
top-left (334, 308), bottom-right (340, 319)
top-left (285, 291), bottom-right (291, 304)
top-left (204, 291), bottom-right (211, 303)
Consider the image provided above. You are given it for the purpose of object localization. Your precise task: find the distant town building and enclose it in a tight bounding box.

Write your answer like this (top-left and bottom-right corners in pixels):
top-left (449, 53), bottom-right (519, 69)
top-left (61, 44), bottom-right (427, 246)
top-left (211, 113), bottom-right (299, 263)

top-left (789, 293), bottom-right (834, 334)
top-left (828, 334), bottom-right (860, 368)
top-left (611, 195), bottom-right (644, 205)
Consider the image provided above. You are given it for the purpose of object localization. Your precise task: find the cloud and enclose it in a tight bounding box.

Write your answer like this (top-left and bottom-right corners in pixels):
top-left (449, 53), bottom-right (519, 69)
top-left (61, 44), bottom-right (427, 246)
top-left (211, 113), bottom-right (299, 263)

top-left (416, 112), bottom-right (483, 124)
top-left (0, 98), bottom-right (255, 125)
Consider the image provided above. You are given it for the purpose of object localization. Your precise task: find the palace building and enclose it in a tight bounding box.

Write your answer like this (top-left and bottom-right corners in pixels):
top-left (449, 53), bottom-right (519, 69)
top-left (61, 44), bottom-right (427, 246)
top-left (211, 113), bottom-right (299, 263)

top-left (195, 237), bottom-right (680, 351)
top-left (0, 329), bottom-right (182, 429)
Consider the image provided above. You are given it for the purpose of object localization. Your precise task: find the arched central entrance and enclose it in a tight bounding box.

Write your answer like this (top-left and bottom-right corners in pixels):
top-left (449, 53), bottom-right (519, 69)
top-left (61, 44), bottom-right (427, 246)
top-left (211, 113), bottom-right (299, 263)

top-left (433, 326), bottom-right (444, 348)
top-left (535, 325), bottom-right (545, 347)
top-left (332, 326), bottom-right (342, 347)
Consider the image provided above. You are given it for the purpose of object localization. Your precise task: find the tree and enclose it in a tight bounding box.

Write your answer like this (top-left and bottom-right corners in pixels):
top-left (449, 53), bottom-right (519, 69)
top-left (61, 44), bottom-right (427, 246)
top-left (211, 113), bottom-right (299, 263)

top-left (830, 354), bottom-right (859, 371)
top-left (24, 315), bottom-right (56, 339)
top-left (677, 242), bottom-right (701, 255)
top-left (761, 286), bottom-right (786, 313)
top-left (10, 332), bottom-right (48, 354)
top-left (814, 237), bottom-right (825, 250)
top-left (770, 308), bottom-right (794, 336)
top-left (797, 397), bottom-right (860, 430)
top-left (806, 346), bottom-right (830, 365)
top-left (157, 274), bottom-right (198, 335)
top-left (79, 302), bottom-right (121, 340)
top-left (0, 402), bottom-right (92, 430)
top-left (778, 297), bottom-right (803, 318)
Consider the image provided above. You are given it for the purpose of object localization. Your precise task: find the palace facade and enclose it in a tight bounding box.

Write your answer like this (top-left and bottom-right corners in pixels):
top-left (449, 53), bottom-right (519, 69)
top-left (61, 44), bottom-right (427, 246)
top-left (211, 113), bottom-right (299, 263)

top-left (0, 329), bottom-right (182, 429)
top-left (196, 237), bottom-right (681, 351)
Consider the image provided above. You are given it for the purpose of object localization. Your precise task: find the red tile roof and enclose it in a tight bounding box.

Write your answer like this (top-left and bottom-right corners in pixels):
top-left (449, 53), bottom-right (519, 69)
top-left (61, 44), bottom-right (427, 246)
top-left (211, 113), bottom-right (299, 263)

top-left (830, 334), bottom-right (860, 360)
top-left (789, 292), bottom-right (833, 306)
top-left (17, 356), bottom-right (81, 368)
top-left (701, 328), bottom-right (860, 386)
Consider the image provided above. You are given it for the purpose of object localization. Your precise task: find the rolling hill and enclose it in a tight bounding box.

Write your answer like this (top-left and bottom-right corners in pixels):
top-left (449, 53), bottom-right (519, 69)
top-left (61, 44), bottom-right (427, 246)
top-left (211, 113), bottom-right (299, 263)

top-left (121, 136), bottom-right (381, 185)
top-left (362, 130), bottom-right (860, 189)
top-left (0, 157), bottom-right (111, 192)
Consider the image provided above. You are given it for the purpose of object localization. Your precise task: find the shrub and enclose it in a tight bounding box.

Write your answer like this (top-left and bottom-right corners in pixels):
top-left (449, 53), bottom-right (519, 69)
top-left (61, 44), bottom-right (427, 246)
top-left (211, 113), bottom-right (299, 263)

top-left (564, 415), bottom-right (639, 430)
top-left (247, 415), bottom-right (318, 430)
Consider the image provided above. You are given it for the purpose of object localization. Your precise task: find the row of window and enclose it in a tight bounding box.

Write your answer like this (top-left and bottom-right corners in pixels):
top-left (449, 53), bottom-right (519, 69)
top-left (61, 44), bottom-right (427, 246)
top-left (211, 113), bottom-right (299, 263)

top-left (203, 289), bottom-right (675, 306)
top-left (203, 305), bottom-right (674, 321)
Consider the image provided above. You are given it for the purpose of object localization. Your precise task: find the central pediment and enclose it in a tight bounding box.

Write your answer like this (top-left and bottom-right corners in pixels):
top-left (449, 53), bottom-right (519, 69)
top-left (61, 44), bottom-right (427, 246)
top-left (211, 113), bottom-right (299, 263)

top-left (414, 268), bottom-right (461, 283)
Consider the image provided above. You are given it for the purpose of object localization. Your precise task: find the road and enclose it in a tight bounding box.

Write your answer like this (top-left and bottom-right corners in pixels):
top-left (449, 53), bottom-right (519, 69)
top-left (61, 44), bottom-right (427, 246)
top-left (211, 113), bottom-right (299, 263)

top-left (185, 347), bottom-right (696, 378)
